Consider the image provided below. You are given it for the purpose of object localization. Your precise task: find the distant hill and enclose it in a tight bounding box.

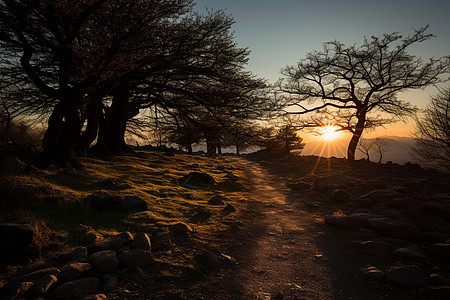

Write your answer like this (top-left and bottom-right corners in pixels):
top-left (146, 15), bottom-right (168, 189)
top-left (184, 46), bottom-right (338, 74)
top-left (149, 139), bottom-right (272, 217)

top-left (302, 136), bottom-right (418, 164)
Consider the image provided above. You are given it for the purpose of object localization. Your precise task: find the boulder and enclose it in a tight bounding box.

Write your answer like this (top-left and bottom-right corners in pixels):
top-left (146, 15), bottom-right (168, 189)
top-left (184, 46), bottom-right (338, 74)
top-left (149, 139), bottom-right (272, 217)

top-left (0, 282), bottom-right (33, 300)
top-left (0, 268), bottom-right (59, 299)
top-left (53, 277), bottom-right (100, 300)
top-left (87, 250), bottom-right (119, 274)
top-left (70, 246), bottom-right (89, 261)
top-left (117, 195), bottom-right (148, 210)
top-left (359, 239), bottom-right (392, 256)
top-left (0, 219), bottom-right (50, 262)
top-left (224, 172), bottom-right (239, 183)
top-left (168, 223), bottom-right (193, 244)
top-left (150, 231), bottom-right (172, 251)
top-left (208, 195), bottom-right (228, 205)
top-left (393, 245), bottom-right (426, 262)
top-left (118, 248), bottom-right (154, 268)
top-left (25, 274), bottom-right (57, 298)
top-left (222, 204), bottom-right (237, 214)
top-left (361, 266), bottom-right (385, 279)
top-left (84, 191), bottom-right (122, 210)
top-left (331, 189), bottom-right (353, 204)
top-left (180, 172), bottom-right (216, 186)
top-left (190, 209), bottom-right (211, 223)
top-left (59, 262), bottom-right (93, 281)
top-left (101, 275), bottom-right (118, 292)
top-left (89, 232), bottom-right (133, 252)
top-left (102, 178), bottom-right (132, 190)
top-left (386, 265), bottom-right (426, 288)
top-left (131, 232), bottom-right (151, 251)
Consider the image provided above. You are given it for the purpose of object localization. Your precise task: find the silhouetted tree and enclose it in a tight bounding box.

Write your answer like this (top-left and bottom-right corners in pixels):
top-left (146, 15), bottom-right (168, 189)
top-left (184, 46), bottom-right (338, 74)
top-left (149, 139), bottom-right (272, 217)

top-left (357, 138), bottom-right (374, 162)
top-left (411, 86), bottom-right (450, 170)
top-left (373, 137), bottom-right (391, 163)
top-left (260, 125), bottom-right (305, 155)
top-left (280, 27), bottom-right (447, 161)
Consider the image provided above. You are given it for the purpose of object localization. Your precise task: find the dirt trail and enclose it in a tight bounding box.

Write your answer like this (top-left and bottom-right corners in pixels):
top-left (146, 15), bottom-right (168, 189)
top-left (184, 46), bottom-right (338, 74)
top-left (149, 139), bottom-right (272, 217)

top-left (187, 157), bottom-right (409, 299)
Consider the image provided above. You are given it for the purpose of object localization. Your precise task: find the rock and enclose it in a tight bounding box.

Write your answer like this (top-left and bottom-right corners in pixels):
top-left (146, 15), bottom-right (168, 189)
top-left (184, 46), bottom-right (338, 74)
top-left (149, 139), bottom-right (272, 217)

top-left (286, 181), bottom-right (311, 191)
top-left (59, 262), bottom-right (93, 281)
top-left (360, 189), bottom-right (405, 205)
top-left (386, 265), bottom-right (426, 288)
top-left (427, 243), bottom-right (450, 260)
top-left (367, 217), bottom-right (392, 232)
top-left (359, 239), bottom-right (392, 256)
top-left (151, 231), bottom-right (172, 251)
top-left (70, 247), bottom-right (89, 261)
top-left (131, 232), bottom-right (151, 251)
top-left (88, 250), bottom-right (119, 274)
top-left (53, 277), bottom-right (100, 300)
top-left (429, 274), bottom-right (450, 286)
top-left (224, 172), bottom-right (239, 182)
top-left (25, 274), bottom-right (57, 298)
top-left (361, 266), bottom-right (385, 279)
top-left (324, 215), bottom-right (362, 229)
top-left (118, 248), bottom-right (154, 268)
top-left (180, 172), bottom-right (216, 186)
top-left (331, 189), bottom-right (353, 204)
top-left (374, 220), bottom-right (421, 242)
top-left (393, 245), bottom-right (426, 262)
top-left (168, 223), bottom-right (193, 244)
top-left (101, 275), bottom-right (118, 292)
top-left (117, 195), bottom-right (148, 210)
top-left (89, 232), bottom-right (133, 252)
top-left (0, 219), bottom-right (50, 262)
top-left (190, 209), bottom-right (211, 223)
top-left (208, 195), bottom-right (228, 205)
top-left (102, 178), bottom-right (132, 190)
top-left (427, 286), bottom-right (450, 300)
top-left (0, 282), bottom-right (33, 300)
top-left (0, 267), bottom-right (60, 299)
top-left (383, 197), bottom-right (413, 209)
top-left (222, 204), bottom-right (237, 214)
top-left (84, 191), bottom-right (122, 210)
top-left (82, 294), bottom-right (108, 300)
top-left (194, 250), bottom-right (221, 269)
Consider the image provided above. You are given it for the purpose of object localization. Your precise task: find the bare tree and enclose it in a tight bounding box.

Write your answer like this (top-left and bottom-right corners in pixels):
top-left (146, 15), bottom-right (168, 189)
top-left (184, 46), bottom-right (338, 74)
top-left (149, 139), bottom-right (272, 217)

top-left (357, 138), bottom-right (374, 162)
top-left (373, 138), bottom-right (392, 163)
top-left (280, 27), bottom-right (447, 161)
top-left (411, 86), bottom-right (450, 170)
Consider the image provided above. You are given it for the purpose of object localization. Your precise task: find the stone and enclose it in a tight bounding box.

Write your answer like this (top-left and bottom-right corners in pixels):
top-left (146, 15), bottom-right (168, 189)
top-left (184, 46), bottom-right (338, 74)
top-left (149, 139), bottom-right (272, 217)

top-left (82, 294), bottom-right (108, 300)
top-left (222, 204), bottom-right (237, 214)
top-left (0, 281), bottom-right (33, 300)
top-left (70, 247), bottom-right (88, 261)
top-left (0, 219), bottom-right (50, 262)
top-left (102, 275), bottom-right (119, 292)
top-left (194, 250), bottom-right (221, 269)
top-left (118, 248), bottom-right (155, 268)
top-left (367, 217), bottom-right (391, 232)
top-left (427, 243), bottom-right (450, 260)
top-left (117, 195), bottom-right (148, 210)
top-left (225, 172), bottom-right (239, 182)
top-left (331, 189), bottom-right (353, 204)
top-left (286, 181), bottom-right (311, 191)
top-left (393, 245), bottom-right (426, 262)
top-left (190, 209), bottom-right (211, 223)
top-left (88, 250), bottom-right (119, 274)
top-left (208, 195), bottom-right (228, 205)
top-left (376, 221), bottom-right (422, 242)
top-left (168, 223), bottom-right (193, 244)
top-left (102, 178), bottom-right (132, 190)
top-left (427, 286), bottom-right (450, 300)
top-left (361, 266), bottom-right (385, 279)
top-left (59, 262), bottom-right (93, 281)
top-left (89, 232), bottom-right (133, 252)
top-left (359, 239), bottom-right (391, 256)
top-left (84, 191), bottom-right (122, 210)
top-left (360, 189), bottom-right (405, 205)
top-left (53, 277), bottom-right (100, 300)
top-left (25, 274), bottom-right (57, 298)
top-left (151, 231), bottom-right (172, 251)
top-left (386, 265), bottom-right (426, 288)
top-left (131, 232), bottom-right (151, 251)
top-left (180, 172), bottom-right (216, 186)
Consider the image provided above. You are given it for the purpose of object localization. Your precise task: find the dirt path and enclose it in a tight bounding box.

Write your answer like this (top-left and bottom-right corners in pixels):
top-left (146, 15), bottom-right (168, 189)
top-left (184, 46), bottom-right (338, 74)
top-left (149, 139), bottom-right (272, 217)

top-left (187, 157), bottom-right (410, 299)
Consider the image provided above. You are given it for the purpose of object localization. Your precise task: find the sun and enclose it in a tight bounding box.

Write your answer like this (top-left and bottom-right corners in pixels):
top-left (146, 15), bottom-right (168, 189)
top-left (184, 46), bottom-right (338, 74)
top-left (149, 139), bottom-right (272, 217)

top-left (319, 124), bottom-right (341, 141)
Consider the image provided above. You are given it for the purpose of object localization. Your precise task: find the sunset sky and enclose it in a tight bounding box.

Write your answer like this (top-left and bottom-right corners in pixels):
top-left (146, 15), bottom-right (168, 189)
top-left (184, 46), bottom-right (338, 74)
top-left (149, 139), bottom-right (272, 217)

top-left (194, 0), bottom-right (450, 142)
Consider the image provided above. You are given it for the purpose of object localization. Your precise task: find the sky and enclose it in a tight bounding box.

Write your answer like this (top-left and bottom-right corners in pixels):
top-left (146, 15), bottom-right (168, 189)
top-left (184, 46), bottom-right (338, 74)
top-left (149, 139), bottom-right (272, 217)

top-left (194, 0), bottom-right (450, 140)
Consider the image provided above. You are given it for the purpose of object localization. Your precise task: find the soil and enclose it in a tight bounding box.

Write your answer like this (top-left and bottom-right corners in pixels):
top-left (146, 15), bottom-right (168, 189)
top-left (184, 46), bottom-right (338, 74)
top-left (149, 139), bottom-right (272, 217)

top-left (184, 155), bottom-right (443, 299)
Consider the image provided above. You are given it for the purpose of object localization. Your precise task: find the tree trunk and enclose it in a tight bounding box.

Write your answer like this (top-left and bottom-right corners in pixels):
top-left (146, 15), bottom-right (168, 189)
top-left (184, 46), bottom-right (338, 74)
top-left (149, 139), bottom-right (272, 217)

top-left (186, 143), bottom-right (193, 154)
top-left (347, 111), bottom-right (366, 161)
top-left (206, 139), bottom-right (216, 157)
top-left (77, 91), bottom-right (104, 155)
top-left (236, 144), bottom-right (240, 155)
top-left (217, 143), bottom-right (222, 155)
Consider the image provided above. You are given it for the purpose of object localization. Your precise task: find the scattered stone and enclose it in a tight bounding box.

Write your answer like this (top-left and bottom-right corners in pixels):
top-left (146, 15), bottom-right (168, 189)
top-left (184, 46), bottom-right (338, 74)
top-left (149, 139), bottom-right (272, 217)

top-left (131, 232), bottom-right (151, 251)
top-left (89, 232), bottom-right (133, 252)
top-left (118, 248), bottom-right (155, 269)
top-left (190, 209), bottom-right (211, 223)
top-left (70, 247), bottom-right (88, 261)
top-left (393, 245), bottom-right (426, 262)
top-left (59, 262), bottom-right (93, 281)
top-left (102, 275), bottom-right (119, 292)
top-left (222, 204), bottom-right (237, 214)
top-left (88, 250), bottom-right (119, 274)
top-left (102, 178), bottom-right (132, 190)
top-left (386, 265), bottom-right (426, 288)
top-left (53, 277), bottom-right (100, 300)
top-left (427, 286), bottom-right (450, 300)
top-left (361, 266), bottom-right (385, 279)
top-left (208, 195), bottom-right (228, 205)
top-left (168, 223), bottom-right (193, 244)
top-left (25, 274), bottom-right (57, 298)
top-left (286, 181), bottom-right (312, 191)
top-left (151, 231), bottom-right (172, 251)
top-left (0, 219), bottom-right (50, 261)
top-left (82, 294), bottom-right (108, 300)
top-left (181, 172), bottom-right (216, 186)
top-left (427, 243), bottom-right (450, 260)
